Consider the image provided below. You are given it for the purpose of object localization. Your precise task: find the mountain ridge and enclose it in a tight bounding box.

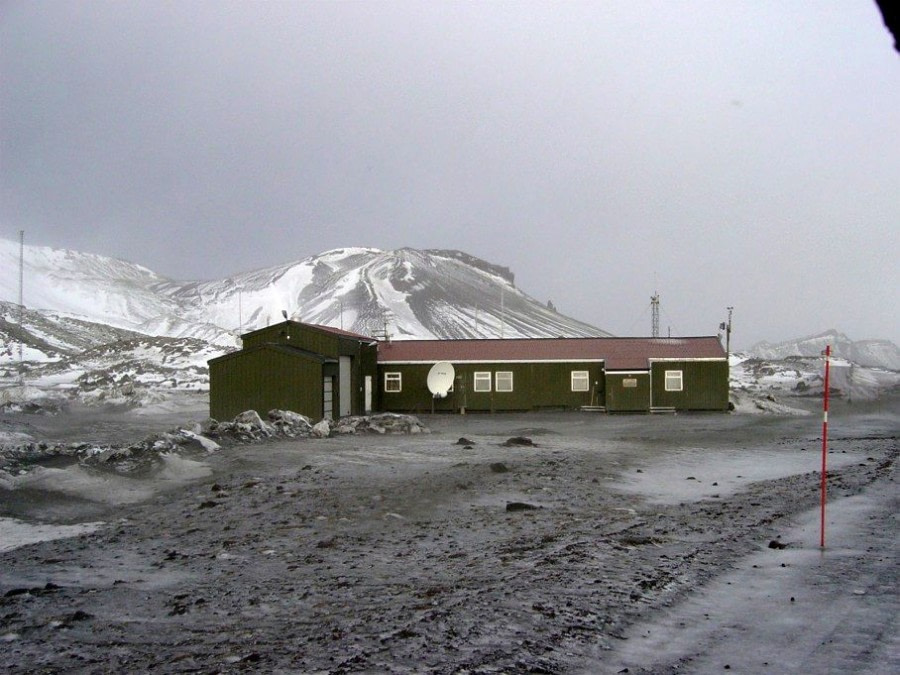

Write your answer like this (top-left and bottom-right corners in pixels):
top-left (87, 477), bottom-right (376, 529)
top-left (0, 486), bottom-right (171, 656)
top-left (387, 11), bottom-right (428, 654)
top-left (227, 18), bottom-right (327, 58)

top-left (0, 238), bottom-right (610, 343)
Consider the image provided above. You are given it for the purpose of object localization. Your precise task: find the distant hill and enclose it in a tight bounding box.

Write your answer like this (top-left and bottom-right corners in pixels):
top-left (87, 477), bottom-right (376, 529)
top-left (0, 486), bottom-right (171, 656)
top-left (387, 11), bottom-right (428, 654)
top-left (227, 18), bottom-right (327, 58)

top-left (749, 330), bottom-right (900, 371)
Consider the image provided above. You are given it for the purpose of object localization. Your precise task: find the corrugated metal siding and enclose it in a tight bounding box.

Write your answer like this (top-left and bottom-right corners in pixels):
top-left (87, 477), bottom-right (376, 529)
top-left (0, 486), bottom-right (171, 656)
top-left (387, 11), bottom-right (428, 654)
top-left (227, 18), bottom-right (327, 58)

top-left (651, 360), bottom-right (729, 410)
top-left (209, 347), bottom-right (325, 420)
top-left (377, 362), bottom-right (606, 413)
top-left (605, 372), bottom-right (651, 412)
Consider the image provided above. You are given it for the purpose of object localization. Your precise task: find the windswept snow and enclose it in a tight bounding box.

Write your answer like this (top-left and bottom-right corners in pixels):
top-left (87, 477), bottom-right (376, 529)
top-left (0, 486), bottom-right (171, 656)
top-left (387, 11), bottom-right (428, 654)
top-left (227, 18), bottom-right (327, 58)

top-left (0, 517), bottom-right (104, 554)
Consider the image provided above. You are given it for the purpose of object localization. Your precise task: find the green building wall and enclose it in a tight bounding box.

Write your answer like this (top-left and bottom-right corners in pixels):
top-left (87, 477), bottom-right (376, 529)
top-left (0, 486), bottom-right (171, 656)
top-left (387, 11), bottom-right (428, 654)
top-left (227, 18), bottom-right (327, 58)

top-left (209, 322), bottom-right (379, 420)
top-left (650, 360), bottom-right (729, 410)
top-left (605, 372), bottom-right (651, 412)
top-left (377, 362), bottom-right (606, 413)
top-left (209, 346), bottom-right (327, 421)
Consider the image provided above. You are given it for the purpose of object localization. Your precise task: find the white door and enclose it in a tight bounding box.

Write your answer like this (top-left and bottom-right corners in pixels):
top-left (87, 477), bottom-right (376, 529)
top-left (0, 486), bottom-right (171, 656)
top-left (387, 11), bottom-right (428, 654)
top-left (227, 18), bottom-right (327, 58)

top-left (339, 356), bottom-right (352, 417)
top-left (364, 376), bottom-right (373, 414)
top-left (323, 377), bottom-right (333, 420)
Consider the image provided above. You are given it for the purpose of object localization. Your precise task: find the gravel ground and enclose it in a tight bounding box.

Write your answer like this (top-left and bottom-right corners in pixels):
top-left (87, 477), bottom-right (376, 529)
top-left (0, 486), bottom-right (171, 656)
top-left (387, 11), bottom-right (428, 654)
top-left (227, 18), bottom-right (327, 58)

top-left (0, 401), bottom-right (897, 673)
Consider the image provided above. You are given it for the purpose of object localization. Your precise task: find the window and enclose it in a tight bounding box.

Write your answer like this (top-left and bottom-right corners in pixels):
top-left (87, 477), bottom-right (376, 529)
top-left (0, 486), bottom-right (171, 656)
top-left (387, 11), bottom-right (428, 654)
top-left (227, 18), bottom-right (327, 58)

top-left (664, 370), bottom-right (683, 392)
top-left (495, 371), bottom-right (513, 392)
top-left (384, 372), bottom-right (402, 392)
top-left (571, 370), bottom-right (590, 392)
top-left (474, 371), bottom-right (492, 392)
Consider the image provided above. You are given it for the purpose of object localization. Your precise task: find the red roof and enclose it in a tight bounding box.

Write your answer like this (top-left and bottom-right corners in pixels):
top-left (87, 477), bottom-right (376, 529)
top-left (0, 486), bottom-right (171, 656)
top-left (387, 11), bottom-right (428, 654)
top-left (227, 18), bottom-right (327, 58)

top-left (377, 336), bottom-right (726, 370)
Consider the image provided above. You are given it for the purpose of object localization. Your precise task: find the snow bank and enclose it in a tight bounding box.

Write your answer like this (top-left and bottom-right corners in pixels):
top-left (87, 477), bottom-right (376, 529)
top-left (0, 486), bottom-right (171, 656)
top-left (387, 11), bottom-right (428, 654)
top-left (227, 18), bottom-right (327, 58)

top-left (0, 517), bottom-right (104, 553)
top-left (610, 446), bottom-right (862, 505)
top-left (730, 390), bottom-right (812, 415)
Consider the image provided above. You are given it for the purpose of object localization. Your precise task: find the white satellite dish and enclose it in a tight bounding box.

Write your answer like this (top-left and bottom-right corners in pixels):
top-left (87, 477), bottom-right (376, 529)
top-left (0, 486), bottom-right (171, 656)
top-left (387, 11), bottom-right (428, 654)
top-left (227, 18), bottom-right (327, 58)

top-left (426, 362), bottom-right (455, 399)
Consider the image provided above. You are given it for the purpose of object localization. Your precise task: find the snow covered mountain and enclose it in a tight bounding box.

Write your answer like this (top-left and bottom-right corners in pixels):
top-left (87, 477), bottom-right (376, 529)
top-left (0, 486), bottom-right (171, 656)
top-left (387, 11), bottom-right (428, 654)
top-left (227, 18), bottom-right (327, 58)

top-left (0, 239), bottom-right (612, 409)
top-left (749, 330), bottom-right (900, 371)
top-left (175, 247), bottom-right (610, 340)
top-left (0, 239), bottom-right (608, 344)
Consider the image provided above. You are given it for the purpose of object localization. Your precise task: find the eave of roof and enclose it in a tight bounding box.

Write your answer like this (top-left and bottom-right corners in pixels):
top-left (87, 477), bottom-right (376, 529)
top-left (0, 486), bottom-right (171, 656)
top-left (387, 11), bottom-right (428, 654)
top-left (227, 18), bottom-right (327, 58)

top-left (209, 342), bottom-right (338, 365)
top-left (239, 320), bottom-right (373, 342)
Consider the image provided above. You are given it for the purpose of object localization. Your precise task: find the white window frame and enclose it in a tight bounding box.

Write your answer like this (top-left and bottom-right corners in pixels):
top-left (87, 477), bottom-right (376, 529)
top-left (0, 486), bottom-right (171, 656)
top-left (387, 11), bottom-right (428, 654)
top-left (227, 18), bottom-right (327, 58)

top-left (571, 370), bottom-right (590, 392)
top-left (384, 372), bottom-right (402, 393)
top-left (495, 371), bottom-right (514, 392)
top-left (664, 369), bottom-right (683, 392)
top-left (473, 371), bottom-right (492, 392)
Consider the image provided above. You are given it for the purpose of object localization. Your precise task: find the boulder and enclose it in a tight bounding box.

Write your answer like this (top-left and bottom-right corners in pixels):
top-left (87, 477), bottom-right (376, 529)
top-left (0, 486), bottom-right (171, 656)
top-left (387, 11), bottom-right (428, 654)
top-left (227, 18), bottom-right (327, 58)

top-left (311, 419), bottom-right (332, 438)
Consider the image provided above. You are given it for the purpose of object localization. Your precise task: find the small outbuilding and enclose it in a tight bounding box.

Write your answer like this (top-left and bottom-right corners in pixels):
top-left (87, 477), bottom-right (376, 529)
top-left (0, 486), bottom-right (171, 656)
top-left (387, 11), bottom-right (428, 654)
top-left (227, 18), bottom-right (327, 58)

top-left (208, 322), bottom-right (378, 421)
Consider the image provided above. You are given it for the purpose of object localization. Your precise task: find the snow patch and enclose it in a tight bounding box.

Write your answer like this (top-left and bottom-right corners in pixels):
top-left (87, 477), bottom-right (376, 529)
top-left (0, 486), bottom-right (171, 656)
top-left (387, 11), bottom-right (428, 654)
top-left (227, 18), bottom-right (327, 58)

top-left (0, 517), bottom-right (104, 553)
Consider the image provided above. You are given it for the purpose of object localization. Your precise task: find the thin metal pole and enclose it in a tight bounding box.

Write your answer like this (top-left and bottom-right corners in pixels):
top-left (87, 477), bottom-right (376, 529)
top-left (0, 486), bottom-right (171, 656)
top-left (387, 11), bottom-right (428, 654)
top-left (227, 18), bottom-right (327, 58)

top-left (820, 344), bottom-right (831, 549)
top-left (18, 231), bottom-right (24, 385)
top-left (500, 287), bottom-right (505, 339)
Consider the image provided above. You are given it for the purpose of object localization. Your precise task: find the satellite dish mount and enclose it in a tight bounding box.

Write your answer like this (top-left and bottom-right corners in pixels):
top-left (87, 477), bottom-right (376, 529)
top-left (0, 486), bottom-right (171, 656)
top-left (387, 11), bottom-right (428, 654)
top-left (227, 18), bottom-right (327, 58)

top-left (426, 362), bottom-right (455, 412)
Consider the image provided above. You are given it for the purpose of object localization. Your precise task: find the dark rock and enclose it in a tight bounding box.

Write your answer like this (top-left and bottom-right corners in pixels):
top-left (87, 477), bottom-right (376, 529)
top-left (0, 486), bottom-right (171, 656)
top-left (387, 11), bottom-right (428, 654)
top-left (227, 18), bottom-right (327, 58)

top-left (64, 610), bottom-right (93, 623)
top-left (768, 539), bottom-right (788, 549)
top-left (456, 437), bottom-right (475, 445)
top-left (502, 436), bottom-right (536, 447)
top-left (506, 502), bottom-right (540, 512)
top-left (489, 462), bottom-right (509, 473)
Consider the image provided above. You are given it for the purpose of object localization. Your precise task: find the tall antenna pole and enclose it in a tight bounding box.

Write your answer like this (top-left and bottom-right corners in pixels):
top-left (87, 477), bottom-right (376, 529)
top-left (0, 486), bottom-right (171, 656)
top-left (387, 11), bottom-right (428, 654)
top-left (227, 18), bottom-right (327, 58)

top-left (18, 231), bottom-right (24, 385)
top-left (650, 292), bottom-right (660, 338)
top-left (500, 287), bottom-right (505, 339)
top-left (725, 306), bottom-right (733, 360)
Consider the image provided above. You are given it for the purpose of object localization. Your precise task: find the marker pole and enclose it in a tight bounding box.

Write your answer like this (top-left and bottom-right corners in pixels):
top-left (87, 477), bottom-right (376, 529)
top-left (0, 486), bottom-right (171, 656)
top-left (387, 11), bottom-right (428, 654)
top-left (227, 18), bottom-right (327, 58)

top-left (820, 344), bottom-right (831, 549)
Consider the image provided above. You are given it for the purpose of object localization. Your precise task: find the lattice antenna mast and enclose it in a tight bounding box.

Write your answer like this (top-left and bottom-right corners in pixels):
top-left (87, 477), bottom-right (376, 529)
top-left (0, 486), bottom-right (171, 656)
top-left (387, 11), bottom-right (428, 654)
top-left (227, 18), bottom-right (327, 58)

top-left (650, 292), bottom-right (660, 338)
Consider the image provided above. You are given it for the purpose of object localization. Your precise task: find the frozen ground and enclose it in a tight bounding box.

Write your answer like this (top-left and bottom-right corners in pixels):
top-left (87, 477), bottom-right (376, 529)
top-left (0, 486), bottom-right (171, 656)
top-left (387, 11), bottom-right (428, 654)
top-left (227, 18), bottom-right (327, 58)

top-left (0, 397), bottom-right (897, 673)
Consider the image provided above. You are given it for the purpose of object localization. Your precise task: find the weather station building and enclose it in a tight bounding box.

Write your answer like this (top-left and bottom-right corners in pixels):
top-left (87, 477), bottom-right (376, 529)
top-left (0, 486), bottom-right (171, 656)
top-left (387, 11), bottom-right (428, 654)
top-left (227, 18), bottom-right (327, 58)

top-left (208, 321), bottom-right (729, 420)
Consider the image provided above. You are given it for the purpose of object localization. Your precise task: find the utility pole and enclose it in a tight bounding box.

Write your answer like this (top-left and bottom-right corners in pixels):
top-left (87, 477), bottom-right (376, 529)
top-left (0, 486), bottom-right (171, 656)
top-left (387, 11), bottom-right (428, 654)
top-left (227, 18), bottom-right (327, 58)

top-left (650, 292), bottom-right (660, 338)
top-left (725, 306), bottom-right (733, 359)
top-left (500, 287), bottom-right (505, 339)
top-left (18, 231), bottom-right (24, 385)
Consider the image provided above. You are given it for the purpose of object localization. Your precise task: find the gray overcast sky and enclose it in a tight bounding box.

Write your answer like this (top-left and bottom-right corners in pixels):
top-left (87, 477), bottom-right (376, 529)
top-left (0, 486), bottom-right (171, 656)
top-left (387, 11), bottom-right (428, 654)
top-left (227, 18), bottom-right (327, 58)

top-left (2, 1), bottom-right (898, 349)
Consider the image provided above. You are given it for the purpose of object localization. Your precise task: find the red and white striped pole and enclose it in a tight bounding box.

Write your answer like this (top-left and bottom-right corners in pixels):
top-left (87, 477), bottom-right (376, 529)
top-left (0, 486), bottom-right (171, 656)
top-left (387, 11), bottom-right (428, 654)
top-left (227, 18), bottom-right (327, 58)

top-left (820, 344), bottom-right (831, 549)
